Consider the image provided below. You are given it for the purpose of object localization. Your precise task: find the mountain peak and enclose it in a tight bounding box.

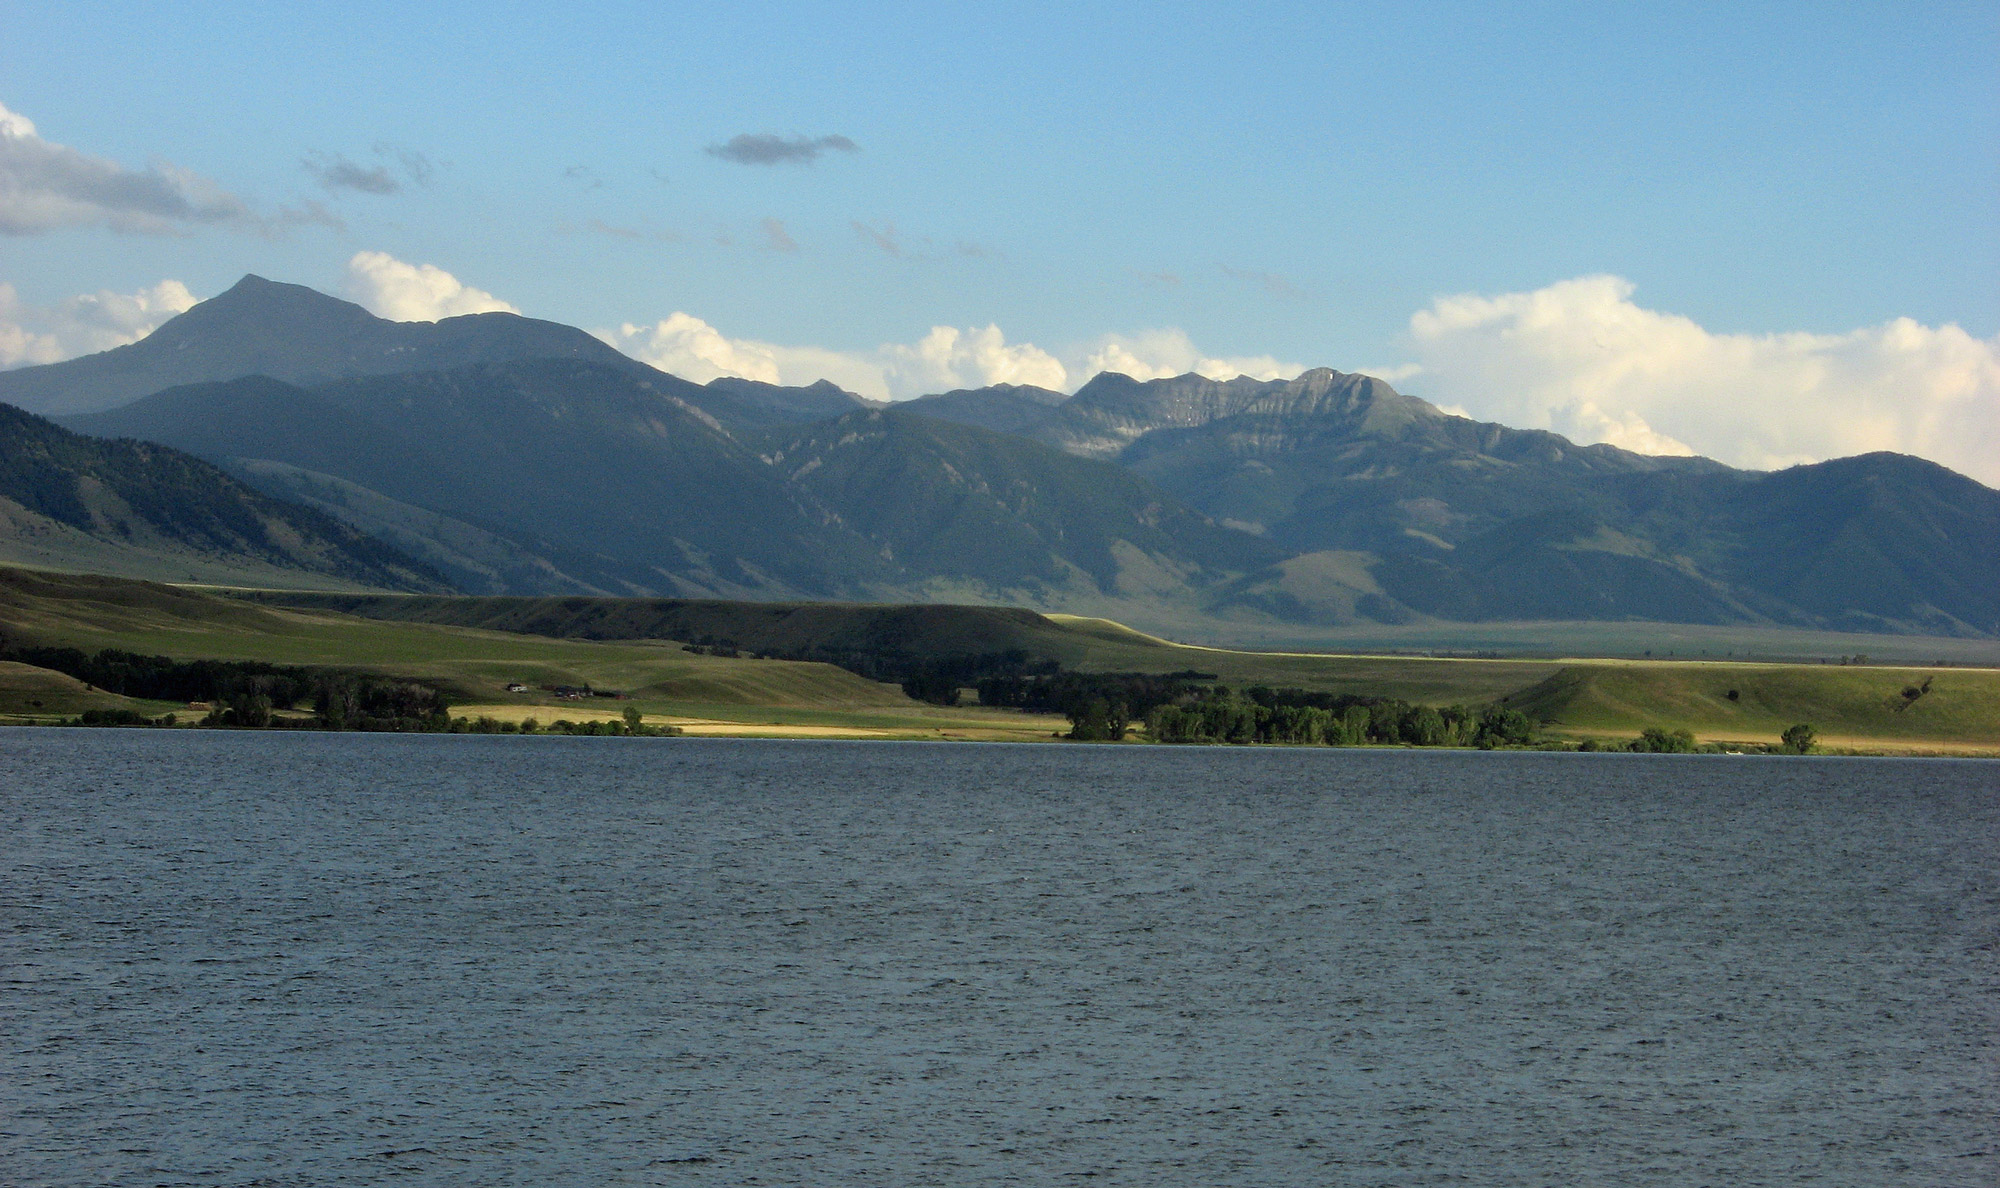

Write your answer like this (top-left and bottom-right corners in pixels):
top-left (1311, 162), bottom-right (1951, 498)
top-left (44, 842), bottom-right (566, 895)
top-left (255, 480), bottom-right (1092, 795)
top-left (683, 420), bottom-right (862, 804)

top-left (0, 276), bottom-right (640, 417)
top-left (164, 274), bottom-right (379, 336)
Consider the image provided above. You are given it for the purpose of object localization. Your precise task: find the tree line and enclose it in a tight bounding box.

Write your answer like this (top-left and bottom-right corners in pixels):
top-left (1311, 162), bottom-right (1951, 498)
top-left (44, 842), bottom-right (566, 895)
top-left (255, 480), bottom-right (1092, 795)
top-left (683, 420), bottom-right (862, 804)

top-left (6, 642), bottom-right (449, 732)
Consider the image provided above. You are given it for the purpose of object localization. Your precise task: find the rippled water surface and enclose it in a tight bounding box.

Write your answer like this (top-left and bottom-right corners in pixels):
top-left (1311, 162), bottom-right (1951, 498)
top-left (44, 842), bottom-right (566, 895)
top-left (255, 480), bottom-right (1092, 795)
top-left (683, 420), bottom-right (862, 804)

top-left (3, 730), bottom-right (1995, 1186)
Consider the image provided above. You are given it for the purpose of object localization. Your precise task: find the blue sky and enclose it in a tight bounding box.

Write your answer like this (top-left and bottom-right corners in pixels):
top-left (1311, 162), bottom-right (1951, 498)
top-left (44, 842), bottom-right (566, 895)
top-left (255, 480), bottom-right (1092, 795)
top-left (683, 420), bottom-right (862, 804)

top-left (3, 1), bottom-right (1997, 478)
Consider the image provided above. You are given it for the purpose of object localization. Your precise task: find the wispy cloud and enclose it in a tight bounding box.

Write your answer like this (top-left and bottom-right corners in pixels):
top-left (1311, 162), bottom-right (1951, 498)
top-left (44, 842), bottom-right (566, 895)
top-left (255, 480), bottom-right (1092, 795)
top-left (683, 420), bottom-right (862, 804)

top-left (851, 219), bottom-right (901, 257)
top-left (759, 217), bottom-right (799, 252)
top-left (0, 279), bottom-right (198, 367)
top-left (342, 251), bottom-right (519, 322)
top-left (1221, 264), bottom-right (1306, 300)
top-left (707, 133), bottom-right (859, 166)
top-left (1400, 274), bottom-right (2000, 481)
top-left (0, 100), bottom-right (258, 236)
top-left (562, 164), bottom-right (602, 191)
top-left (561, 217), bottom-right (679, 243)
top-left (380, 144), bottom-right (433, 186)
top-left (303, 145), bottom-right (434, 196)
top-left (303, 154), bottom-right (399, 195)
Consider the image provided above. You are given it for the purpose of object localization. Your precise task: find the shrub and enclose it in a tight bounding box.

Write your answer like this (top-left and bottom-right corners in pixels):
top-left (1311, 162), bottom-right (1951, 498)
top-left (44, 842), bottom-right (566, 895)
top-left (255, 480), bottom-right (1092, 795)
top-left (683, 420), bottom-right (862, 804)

top-left (1634, 727), bottom-right (1697, 753)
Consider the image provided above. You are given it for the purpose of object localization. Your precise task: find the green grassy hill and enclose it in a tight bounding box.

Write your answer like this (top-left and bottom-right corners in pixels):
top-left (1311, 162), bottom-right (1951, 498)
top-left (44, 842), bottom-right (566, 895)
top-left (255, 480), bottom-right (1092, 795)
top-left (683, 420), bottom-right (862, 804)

top-left (0, 660), bottom-right (175, 718)
top-left (1512, 662), bottom-right (2000, 750)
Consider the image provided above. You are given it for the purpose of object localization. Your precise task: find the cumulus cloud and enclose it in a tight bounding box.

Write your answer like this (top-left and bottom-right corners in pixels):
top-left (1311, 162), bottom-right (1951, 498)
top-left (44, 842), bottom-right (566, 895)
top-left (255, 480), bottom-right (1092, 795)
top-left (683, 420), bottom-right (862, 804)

top-left (599, 313), bottom-right (889, 396)
top-left (1401, 275), bottom-right (2000, 483)
top-left (0, 279), bottom-right (197, 368)
top-left (342, 251), bottom-right (519, 321)
top-left (880, 326), bottom-right (1067, 396)
top-left (598, 312), bottom-right (1315, 402)
top-left (1074, 328), bottom-right (1305, 386)
top-left (0, 100), bottom-right (255, 235)
top-left (600, 315), bottom-right (1066, 401)
top-left (706, 133), bottom-right (859, 166)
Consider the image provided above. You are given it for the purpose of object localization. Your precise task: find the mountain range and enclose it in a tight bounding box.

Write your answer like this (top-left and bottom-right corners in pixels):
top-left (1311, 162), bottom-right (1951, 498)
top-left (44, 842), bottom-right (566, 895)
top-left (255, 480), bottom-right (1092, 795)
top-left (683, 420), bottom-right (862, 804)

top-left (4, 275), bottom-right (1994, 638)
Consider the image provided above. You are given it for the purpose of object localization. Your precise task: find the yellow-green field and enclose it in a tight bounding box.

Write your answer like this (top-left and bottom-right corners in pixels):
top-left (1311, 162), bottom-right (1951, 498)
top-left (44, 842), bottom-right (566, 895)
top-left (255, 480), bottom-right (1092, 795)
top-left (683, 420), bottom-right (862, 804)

top-left (3, 567), bottom-right (1995, 752)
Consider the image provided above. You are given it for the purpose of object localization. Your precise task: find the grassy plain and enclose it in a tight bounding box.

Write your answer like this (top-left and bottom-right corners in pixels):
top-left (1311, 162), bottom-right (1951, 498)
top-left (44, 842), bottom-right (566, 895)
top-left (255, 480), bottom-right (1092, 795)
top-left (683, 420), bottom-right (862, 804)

top-left (3, 568), bottom-right (1996, 752)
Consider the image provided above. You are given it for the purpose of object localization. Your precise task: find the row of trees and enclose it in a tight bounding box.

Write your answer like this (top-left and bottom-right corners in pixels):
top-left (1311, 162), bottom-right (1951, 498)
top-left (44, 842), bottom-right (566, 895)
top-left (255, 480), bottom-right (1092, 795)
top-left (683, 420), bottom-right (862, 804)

top-left (1579, 723), bottom-right (1817, 754)
top-left (7, 642), bottom-right (454, 732)
top-left (449, 707), bottom-right (679, 736)
top-left (4, 643), bottom-right (318, 708)
top-left (1142, 689), bottom-right (1537, 749)
top-left (977, 670), bottom-right (1542, 749)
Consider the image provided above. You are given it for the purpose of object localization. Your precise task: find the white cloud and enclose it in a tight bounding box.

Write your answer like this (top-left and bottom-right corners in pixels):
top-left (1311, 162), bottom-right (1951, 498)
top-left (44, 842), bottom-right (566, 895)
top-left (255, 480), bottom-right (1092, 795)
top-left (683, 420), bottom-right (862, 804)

top-left (0, 100), bottom-right (260, 236)
top-left (0, 279), bottom-right (198, 368)
top-left (600, 316), bottom-right (1066, 401)
top-left (342, 251), bottom-right (519, 321)
top-left (1401, 275), bottom-right (2000, 483)
top-left (600, 312), bottom-right (1319, 402)
top-left (880, 325), bottom-right (1067, 396)
top-left (1074, 328), bottom-right (1304, 385)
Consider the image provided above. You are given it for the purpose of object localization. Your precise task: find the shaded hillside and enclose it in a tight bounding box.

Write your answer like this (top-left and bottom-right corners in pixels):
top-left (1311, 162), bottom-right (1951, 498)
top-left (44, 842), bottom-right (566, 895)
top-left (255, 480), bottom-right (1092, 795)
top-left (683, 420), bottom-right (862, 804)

top-left (65, 364), bottom-right (1271, 611)
top-left (0, 403), bottom-right (446, 592)
top-left (247, 592), bottom-right (1109, 664)
top-left (769, 409), bottom-right (1279, 595)
top-left (68, 363), bottom-right (883, 598)
top-left (1696, 453), bottom-right (2000, 636)
top-left (0, 275), bottom-right (646, 415)
top-left (902, 383), bottom-right (1068, 436)
top-left (914, 368), bottom-right (1722, 548)
top-left (917, 369), bottom-right (2000, 635)
top-left (696, 377), bottom-right (875, 434)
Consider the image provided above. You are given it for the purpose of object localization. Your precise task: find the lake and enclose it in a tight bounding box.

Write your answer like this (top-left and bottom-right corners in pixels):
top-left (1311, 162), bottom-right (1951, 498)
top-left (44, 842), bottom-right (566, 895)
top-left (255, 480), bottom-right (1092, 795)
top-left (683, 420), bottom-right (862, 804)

top-left (2, 730), bottom-right (1994, 1186)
